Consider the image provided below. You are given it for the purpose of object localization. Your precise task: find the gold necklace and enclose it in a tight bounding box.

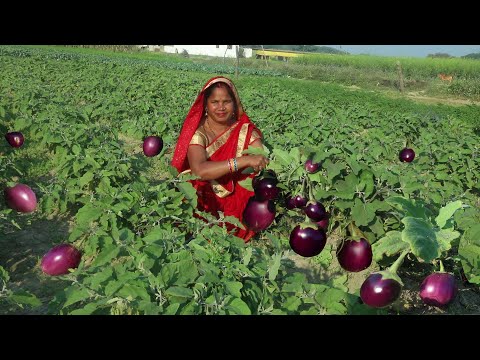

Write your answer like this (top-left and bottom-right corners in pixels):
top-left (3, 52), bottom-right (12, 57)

top-left (205, 117), bottom-right (218, 138)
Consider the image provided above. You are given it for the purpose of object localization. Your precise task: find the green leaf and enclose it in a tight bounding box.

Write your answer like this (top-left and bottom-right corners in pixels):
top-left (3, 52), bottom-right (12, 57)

top-left (72, 144), bottom-right (81, 155)
top-left (242, 145), bottom-right (269, 157)
top-left (372, 231), bottom-right (410, 262)
top-left (315, 288), bottom-right (347, 314)
top-left (70, 302), bottom-right (99, 315)
top-left (165, 286), bottom-right (194, 298)
top-left (401, 217), bottom-right (439, 262)
top-left (435, 200), bottom-right (463, 229)
top-left (225, 298), bottom-right (251, 315)
top-left (238, 177), bottom-right (253, 191)
top-left (143, 227), bottom-right (165, 243)
top-left (13, 117), bottom-right (31, 131)
top-left (177, 182), bottom-right (197, 208)
top-left (351, 198), bottom-right (376, 226)
top-left (272, 148), bottom-right (293, 166)
top-left (75, 203), bottom-right (104, 230)
top-left (91, 245), bottom-right (121, 268)
top-left (387, 196), bottom-right (428, 219)
top-left (359, 169), bottom-right (375, 198)
top-left (164, 303), bottom-right (181, 315)
top-left (117, 284), bottom-right (151, 301)
top-left (243, 247), bottom-right (252, 266)
top-left (85, 267), bottom-right (114, 290)
top-left (9, 291), bottom-right (42, 308)
top-left (334, 172), bottom-right (358, 199)
top-left (268, 253), bottom-right (282, 281)
top-left (104, 280), bottom-right (125, 297)
top-left (323, 159), bottom-right (344, 182)
top-left (0, 265), bottom-right (10, 282)
top-left (329, 274), bottom-right (349, 293)
top-left (436, 229), bottom-right (460, 253)
top-left (458, 224), bottom-right (480, 282)
top-left (283, 296), bottom-right (302, 312)
top-left (79, 171), bottom-right (95, 188)
top-left (224, 215), bottom-right (246, 230)
top-left (224, 281), bottom-right (243, 297)
top-left (63, 287), bottom-right (92, 308)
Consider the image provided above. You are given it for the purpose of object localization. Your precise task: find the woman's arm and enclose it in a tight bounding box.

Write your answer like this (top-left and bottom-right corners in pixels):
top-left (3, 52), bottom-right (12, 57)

top-left (187, 141), bottom-right (268, 181)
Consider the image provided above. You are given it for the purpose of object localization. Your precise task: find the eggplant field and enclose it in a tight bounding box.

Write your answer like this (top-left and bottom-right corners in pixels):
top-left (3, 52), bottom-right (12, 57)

top-left (1, 46), bottom-right (479, 315)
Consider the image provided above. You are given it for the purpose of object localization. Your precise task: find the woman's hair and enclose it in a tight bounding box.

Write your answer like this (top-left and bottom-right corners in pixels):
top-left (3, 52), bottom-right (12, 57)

top-left (203, 81), bottom-right (238, 117)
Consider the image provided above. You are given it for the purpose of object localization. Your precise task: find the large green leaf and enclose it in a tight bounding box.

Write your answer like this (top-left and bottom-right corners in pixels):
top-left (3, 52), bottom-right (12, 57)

top-left (402, 217), bottom-right (437, 262)
top-left (225, 297), bottom-right (251, 315)
top-left (435, 200), bottom-right (463, 229)
top-left (387, 196), bottom-right (428, 219)
top-left (458, 224), bottom-right (480, 284)
top-left (372, 231), bottom-right (410, 261)
top-left (63, 287), bottom-right (92, 308)
top-left (91, 244), bottom-right (121, 268)
top-left (351, 198), bottom-right (376, 226)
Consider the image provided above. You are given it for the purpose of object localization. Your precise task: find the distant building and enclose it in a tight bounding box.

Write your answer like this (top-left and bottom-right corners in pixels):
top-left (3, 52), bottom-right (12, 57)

top-left (139, 45), bottom-right (253, 58)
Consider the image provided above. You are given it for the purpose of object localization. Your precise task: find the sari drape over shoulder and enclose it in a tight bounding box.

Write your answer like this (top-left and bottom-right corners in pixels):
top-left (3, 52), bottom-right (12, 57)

top-left (171, 76), bottom-right (261, 242)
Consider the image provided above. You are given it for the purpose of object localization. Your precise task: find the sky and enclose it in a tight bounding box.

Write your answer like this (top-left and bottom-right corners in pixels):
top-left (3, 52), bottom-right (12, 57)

top-left (321, 45), bottom-right (480, 58)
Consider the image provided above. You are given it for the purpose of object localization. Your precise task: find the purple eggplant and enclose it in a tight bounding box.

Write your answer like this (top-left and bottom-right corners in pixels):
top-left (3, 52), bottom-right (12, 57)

top-left (290, 224), bottom-right (327, 257)
top-left (337, 237), bottom-right (372, 272)
top-left (360, 272), bottom-right (402, 308)
top-left (399, 148), bottom-right (415, 162)
top-left (243, 197), bottom-right (276, 232)
top-left (419, 272), bottom-right (457, 307)
top-left (304, 201), bottom-right (326, 221)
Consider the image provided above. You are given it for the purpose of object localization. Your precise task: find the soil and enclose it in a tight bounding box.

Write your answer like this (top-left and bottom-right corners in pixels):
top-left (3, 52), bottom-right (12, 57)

top-left (0, 215), bottom-right (72, 315)
top-left (343, 84), bottom-right (480, 107)
top-left (404, 91), bottom-right (480, 106)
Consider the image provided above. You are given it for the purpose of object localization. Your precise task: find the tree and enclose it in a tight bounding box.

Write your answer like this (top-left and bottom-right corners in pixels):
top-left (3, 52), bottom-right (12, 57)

top-left (427, 52), bottom-right (455, 58)
top-left (462, 52), bottom-right (480, 60)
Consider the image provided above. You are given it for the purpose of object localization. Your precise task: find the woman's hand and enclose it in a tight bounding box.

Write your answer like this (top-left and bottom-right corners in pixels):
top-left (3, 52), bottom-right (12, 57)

top-left (247, 154), bottom-right (269, 173)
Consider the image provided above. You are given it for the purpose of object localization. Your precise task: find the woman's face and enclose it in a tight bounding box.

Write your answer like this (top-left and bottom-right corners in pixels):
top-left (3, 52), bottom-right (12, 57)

top-left (205, 86), bottom-right (235, 125)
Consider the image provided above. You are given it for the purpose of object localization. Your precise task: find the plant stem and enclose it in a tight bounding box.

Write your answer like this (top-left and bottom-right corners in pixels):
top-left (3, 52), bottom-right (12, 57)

top-left (307, 177), bottom-right (315, 202)
top-left (439, 259), bottom-right (445, 273)
top-left (389, 249), bottom-right (409, 274)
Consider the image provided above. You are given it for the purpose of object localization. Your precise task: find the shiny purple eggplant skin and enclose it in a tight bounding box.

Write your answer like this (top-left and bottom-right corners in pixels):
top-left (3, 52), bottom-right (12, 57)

top-left (5, 132), bottom-right (24, 148)
top-left (316, 213), bottom-right (329, 230)
top-left (399, 148), bottom-right (415, 162)
top-left (286, 196), bottom-right (297, 210)
top-left (419, 272), bottom-right (457, 307)
top-left (293, 195), bottom-right (307, 208)
top-left (41, 244), bottom-right (82, 276)
top-left (143, 136), bottom-right (163, 157)
top-left (304, 201), bottom-right (326, 221)
top-left (360, 273), bottom-right (402, 308)
top-left (289, 225), bottom-right (327, 257)
top-left (4, 183), bottom-right (37, 213)
top-left (337, 238), bottom-right (372, 272)
top-left (305, 159), bottom-right (320, 174)
top-left (243, 198), bottom-right (276, 232)
top-left (254, 177), bottom-right (280, 201)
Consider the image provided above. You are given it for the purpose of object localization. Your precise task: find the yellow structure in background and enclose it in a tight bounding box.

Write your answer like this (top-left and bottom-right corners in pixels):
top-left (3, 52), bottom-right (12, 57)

top-left (254, 49), bottom-right (309, 61)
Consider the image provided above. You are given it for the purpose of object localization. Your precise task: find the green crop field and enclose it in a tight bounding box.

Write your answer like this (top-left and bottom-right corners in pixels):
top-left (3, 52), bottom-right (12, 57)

top-left (1, 46), bottom-right (479, 315)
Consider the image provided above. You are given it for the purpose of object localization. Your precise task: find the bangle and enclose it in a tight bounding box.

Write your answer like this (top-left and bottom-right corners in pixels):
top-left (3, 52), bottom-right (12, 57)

top-left (227, 159), bottom-right (233, 173)
top-left (232, 157), bottom-right (238, 172)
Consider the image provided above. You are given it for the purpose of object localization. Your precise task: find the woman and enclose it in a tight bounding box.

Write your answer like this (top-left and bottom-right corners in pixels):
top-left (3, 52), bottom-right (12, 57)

top-left (171, 76), bottom-right (269, 242)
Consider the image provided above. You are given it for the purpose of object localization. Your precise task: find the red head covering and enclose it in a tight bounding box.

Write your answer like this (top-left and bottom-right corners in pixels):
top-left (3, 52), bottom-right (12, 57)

top-left (171, 76), bottom-right (245, 172)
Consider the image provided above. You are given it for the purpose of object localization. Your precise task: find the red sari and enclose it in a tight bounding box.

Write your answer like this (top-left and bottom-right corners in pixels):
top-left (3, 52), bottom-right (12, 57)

top-left (171, 76), bottom-right (260, 242)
